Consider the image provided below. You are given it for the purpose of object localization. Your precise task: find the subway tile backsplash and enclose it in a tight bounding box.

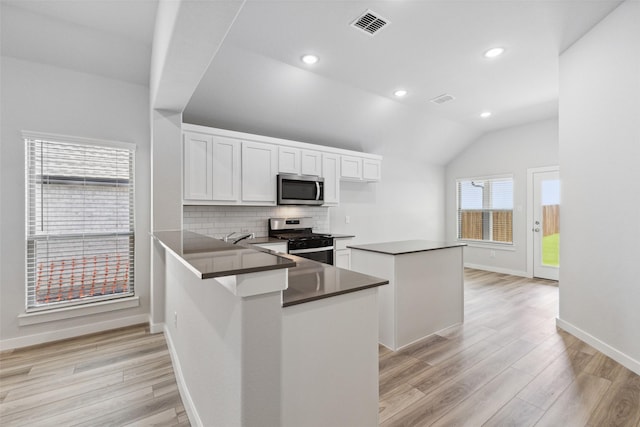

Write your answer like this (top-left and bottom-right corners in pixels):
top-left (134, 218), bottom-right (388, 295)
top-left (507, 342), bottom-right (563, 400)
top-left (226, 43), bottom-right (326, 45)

top-left (183, 205), bottom-right (330, 238)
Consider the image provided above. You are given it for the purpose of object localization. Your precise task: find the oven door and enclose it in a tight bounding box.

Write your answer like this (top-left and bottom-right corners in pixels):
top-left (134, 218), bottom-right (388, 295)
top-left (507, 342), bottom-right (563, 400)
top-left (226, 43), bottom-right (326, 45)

top-left (288, 247), bottom-right (334, 265)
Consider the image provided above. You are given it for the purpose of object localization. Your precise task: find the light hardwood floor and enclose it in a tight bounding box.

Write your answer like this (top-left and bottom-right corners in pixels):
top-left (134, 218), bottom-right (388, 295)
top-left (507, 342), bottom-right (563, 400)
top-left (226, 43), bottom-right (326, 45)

top-left (1, 269), bottom-right (639, 426)
top-left (380, 269), bottom-right (640, 427)
top-left (0, 324), bottom-right (189, 426)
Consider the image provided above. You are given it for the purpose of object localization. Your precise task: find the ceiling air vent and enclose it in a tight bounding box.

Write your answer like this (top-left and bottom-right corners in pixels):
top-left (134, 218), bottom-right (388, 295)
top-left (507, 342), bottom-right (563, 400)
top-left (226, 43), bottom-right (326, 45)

top-left (350, 10), bottom-right (390, 36)
top-left (430, 94), bottom-right (456, 105)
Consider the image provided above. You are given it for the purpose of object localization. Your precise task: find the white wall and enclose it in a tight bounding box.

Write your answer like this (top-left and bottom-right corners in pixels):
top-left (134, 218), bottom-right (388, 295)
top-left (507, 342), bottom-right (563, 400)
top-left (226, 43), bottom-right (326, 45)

top-left (0, 56), bottom-right (151, 348)
top-left (445, 118), bottom-right (559, 276)
top-left (558, 0), bottom-right (640, 373)
top-left (329, 153), bottom-right (445, 245)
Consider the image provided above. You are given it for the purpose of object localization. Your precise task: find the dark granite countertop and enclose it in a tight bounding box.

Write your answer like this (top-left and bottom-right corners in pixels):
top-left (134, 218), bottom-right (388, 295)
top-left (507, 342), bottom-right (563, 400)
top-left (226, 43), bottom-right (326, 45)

top-left (276, 253), bottom-right (388, 307)
top-left (154, 230), bottom-right (388, 306)
top-left (348, 240), bottom-right (466, 255)
top-left (153, 230), bottom-right (295, 279)
top-left (328, 234), bottom-right (356, 239)
top-left (245, 237), bottom-right (284, 245)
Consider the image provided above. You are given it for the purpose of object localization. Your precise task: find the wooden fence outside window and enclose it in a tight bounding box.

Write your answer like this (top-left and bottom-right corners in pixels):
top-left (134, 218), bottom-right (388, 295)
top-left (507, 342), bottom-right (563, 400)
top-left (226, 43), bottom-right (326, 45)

top-left (459, 210), bottom-right (513, 243)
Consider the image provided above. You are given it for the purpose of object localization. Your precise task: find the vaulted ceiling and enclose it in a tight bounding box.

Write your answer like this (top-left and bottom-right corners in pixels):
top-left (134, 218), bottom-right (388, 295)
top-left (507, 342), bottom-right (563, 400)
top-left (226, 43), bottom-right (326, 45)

top-left (1, 0), bottom-right (623, 164)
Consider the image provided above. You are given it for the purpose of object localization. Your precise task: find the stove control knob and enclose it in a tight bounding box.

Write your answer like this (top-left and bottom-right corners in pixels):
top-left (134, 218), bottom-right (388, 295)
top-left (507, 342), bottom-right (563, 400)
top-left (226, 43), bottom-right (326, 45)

top-left (290, 241), bottom-right (302, 250)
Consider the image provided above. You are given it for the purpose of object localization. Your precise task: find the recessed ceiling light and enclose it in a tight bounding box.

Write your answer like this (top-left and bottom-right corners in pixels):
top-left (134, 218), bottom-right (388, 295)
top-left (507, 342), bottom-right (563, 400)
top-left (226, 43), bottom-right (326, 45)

top-left (301, 54), bottom-right (319, 65)
top-left (484, 47), bottom-right (505, 58)
top-left (480, 111), bottom-right (492, 118)
top-left (394, 89), bottom-right (408, 97)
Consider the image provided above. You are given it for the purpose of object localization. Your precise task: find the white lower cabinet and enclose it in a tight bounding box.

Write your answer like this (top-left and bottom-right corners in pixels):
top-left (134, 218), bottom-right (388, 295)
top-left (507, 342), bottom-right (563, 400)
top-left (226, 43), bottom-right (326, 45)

top-left (242, 141), bottom-right (278, 204)
top-left (334, 238), bottom-right (353, 269)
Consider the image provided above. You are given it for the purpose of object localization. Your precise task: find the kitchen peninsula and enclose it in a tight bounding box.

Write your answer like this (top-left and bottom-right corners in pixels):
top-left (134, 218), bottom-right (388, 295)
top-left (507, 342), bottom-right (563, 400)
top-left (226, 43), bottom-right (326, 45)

top-left (152, 230), bottom-right (388, 427)
top-left (350, 240), bottom-right (466, 351)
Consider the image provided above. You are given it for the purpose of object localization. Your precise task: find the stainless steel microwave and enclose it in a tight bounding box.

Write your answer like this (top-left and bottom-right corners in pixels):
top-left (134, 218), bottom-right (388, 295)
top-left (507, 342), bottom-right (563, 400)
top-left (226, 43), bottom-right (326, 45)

top-left (277, 174), bottom-right (324, 205)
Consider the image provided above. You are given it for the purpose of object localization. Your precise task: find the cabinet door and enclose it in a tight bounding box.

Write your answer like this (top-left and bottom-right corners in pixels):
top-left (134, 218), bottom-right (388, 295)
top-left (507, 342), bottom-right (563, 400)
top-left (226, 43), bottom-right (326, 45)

top-left (242, 141), bottom-right (278, 203)
top-left (211, 136), bottom-right (241, 202)
top-left (184, 132), bottom-right (213, 200)
top-left (301, 150), bottom-right (322, 176)
top-left (322, 153), bottom-right (340, 205)
top-left (335, 250), bottom-right (351, 269)
top-left (340, 155), bottom-right (363, 180)
top-left (362, 158), bottom-right (382, 181)
top-left (278, 146), bottom-right (300, 174)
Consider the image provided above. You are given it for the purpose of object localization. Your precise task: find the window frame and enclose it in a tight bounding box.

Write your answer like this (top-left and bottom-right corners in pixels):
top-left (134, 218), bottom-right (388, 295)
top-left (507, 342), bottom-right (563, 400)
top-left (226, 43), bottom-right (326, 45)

top-left (456, 174), bottom-right (514, 247)
top-left (23, 131), bottom-right (137, 314)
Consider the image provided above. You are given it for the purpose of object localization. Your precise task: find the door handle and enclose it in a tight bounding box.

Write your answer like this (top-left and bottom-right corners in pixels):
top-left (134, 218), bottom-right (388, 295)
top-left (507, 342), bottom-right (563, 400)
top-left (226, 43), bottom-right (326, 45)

top-left (315, 181), bottom-right (320, 200)
top-left (533, 228), bottom-right (540, 232)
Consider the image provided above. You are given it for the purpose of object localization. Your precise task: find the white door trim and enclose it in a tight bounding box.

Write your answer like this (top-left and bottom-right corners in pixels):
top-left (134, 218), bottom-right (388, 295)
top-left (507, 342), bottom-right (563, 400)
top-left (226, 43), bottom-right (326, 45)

top-left (526, 165), bottom-right (559, 278)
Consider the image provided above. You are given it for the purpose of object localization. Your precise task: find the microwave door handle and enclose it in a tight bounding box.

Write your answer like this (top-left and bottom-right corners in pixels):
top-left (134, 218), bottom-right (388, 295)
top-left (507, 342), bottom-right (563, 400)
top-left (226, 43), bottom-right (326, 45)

top-left (315, 181), bottom-right (320, 200)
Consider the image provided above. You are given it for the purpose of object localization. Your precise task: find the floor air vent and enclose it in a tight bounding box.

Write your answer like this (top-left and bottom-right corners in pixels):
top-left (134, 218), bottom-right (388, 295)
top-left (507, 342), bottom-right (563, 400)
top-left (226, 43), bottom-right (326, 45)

top-left (350, 10), bottom-right (390, 36)
top-left (430, 94), bottom-right (456, 105)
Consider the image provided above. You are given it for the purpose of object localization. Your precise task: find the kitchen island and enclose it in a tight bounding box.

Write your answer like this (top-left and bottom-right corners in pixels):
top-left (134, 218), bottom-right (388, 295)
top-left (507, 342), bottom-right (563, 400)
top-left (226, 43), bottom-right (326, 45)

top-left (152, 230), bottom-right (387, 427)
top-left (349, 240), bottom-right (466, 351)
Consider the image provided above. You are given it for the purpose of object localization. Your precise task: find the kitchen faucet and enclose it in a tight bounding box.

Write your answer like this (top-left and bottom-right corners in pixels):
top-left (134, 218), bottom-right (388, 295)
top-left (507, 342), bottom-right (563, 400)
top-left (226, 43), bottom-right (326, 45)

top-left (223, 232), bottom-right (237, 242)
top-left (232, 233), bottom-right (255, 244)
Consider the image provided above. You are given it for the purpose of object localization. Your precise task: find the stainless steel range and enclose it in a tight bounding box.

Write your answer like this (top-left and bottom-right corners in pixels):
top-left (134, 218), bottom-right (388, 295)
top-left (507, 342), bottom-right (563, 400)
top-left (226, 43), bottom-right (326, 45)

top-left (269, 217), bottom-right (334, 265)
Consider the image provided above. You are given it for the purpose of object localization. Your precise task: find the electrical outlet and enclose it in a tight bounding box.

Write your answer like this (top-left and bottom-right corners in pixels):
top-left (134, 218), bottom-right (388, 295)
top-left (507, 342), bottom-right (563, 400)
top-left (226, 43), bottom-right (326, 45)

top-left (174, 311), bottom-right (178, 328)
top-left (490, 250), bottom-right (496, 258)
top-left (345, 216), bottom-right (350, 224)
top-left (241, 228), bottom-right (249, 233)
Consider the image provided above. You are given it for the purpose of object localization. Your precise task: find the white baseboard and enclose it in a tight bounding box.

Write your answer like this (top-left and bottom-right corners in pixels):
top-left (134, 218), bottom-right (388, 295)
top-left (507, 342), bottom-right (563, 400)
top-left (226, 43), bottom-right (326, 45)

top-left (149, 320), bottom-right (165, 334)
top-left (556, 317), bottom-right (640, 376)
top-left (0, 313), bottom-right (149, 351)
top-left (464, 263), bottom-right (530, 278)
top-left (164, 325), bottom-right (202, 427)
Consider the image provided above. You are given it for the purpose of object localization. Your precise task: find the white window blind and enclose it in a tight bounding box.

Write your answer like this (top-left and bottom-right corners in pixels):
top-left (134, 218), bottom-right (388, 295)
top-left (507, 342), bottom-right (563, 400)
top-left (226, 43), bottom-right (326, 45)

top-left (25, 135), bottom-right (135, 312)
top-left (457, 177), bottom-right (513, 244)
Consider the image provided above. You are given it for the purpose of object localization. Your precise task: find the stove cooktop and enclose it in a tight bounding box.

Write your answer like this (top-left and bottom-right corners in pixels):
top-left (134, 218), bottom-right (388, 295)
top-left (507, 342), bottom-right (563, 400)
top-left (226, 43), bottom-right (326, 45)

top-left (272, 232), bottom-right (332, 241)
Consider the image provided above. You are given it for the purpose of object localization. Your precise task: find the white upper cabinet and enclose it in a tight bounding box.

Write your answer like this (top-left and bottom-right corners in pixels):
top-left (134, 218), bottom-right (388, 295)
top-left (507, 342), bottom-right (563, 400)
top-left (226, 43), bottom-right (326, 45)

top-left (242, 141), bottom-right (277, 204)
top-left (279, 148), bottom-right (321, 176)
top-left (340, 155), bottom-right (362, 181)
top-left (211, 136), bottom-right (241, 202)
top-left (278, 146), bottom-right (301, 174)
top-left (362, 158), bottom-right (382, 181)
top-left (184, 132), bottom-right (241, 202)
top-left (301, 150), bottom-right (322, 176)
top-left (184, 132), bottom-right (213, 200)
top-left (322, 153), bottom-right (340, 206)
top-left (182, 124), bottom-right (381, 206)
top-left (341, 155), bottom-right (381, 182)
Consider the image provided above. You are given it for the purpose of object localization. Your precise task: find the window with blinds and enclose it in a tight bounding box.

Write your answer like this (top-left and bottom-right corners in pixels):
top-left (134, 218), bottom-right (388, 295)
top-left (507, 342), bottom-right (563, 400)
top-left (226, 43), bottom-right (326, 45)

top-left (25, 134), bottom-right (135, 312)
top-left (457, 177), bottom-right (513, 244)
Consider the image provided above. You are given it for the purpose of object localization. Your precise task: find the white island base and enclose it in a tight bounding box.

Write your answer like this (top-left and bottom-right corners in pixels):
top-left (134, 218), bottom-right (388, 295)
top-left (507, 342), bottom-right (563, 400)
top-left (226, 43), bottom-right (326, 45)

top-left (153, 231), bottom-right (386, 426)
top-left (350, 241), bottom-right (465, 351)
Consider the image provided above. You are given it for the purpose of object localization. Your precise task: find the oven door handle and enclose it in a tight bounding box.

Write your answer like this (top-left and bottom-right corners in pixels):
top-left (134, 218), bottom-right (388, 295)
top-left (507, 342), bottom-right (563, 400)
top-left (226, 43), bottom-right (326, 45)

top-left (289, 246), bottom-right (334, 255)
top-left (315, 181), bottom-right (320, 201)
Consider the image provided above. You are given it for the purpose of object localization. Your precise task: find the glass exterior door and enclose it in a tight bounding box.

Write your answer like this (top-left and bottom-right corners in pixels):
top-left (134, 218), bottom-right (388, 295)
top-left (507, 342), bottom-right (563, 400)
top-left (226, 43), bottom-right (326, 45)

top-left (533, 170), bottom-right (560, 280)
